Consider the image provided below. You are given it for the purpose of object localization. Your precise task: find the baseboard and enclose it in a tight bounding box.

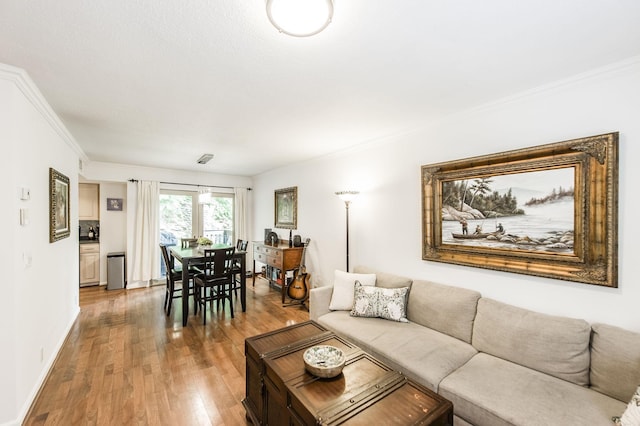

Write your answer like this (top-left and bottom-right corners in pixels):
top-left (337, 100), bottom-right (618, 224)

top-left (16, 306), bottom-right (81, 425)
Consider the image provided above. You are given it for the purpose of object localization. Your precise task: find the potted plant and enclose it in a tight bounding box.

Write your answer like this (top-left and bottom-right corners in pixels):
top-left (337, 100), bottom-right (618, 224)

top-left (197, 236), bottom-right (213, 247)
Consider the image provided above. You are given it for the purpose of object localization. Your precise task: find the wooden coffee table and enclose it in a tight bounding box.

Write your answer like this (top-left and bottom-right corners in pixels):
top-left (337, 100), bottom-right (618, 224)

top-left (243, 321), bottom-right (453, 425)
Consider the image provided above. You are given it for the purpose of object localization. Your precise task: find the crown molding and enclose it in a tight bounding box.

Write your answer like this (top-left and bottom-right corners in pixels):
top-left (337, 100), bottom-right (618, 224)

top-left (0, 63), bottom-right (88, 161)
top-left (435, 54), bottom-right (640, 128)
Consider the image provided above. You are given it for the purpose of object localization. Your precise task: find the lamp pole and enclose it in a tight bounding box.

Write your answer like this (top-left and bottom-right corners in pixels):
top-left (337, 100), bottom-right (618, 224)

top-left (344, 199), bottom-right (351, 272)
top-left (336, 191), bottom-right (359, 272)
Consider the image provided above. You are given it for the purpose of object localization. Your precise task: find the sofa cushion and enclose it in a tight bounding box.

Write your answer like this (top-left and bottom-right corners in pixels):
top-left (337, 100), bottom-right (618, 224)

top-left (350, 281), bottom-right (410, 322)
top-left (472, 298), bottom-right (591, 386)
top-left (453, 416), bottom-right (474, 426)
top-left (328, 270), bottom-right (376, 310)
top-left (353, 266), bottom-right (413, 289)
top-left (590, 323), bottom-right (640, 402)
top-left (317, 310), bottom-right (477, 391)
top-left (309, 285), bottom-right (334, 322)
top-left (406, 280), bottom-right (480, 344)
top-left (439, 353), bottom-right (626, 426)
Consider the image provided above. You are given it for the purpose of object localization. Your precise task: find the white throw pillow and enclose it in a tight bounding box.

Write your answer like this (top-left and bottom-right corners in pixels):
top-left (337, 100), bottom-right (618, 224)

top-left (328, 270), bottom-right (376, 310)
top-left (613, 385), bottom-right (640, 426)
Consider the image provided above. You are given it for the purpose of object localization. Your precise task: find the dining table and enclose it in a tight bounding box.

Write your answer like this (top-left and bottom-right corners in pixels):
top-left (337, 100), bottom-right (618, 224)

top-left (170, 244), bottom-right (247, 326)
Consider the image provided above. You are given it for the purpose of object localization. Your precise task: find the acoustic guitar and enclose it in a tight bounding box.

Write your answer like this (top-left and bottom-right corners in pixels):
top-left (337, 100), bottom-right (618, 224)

top-left (287, 238), bottom-right (311, 301)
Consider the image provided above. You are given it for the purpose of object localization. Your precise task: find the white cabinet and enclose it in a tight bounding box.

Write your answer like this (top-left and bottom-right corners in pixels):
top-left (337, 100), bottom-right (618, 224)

top-left (80, 243), bottom-right (100, 285)
top-left (79, 183), bottom-right (99, 220)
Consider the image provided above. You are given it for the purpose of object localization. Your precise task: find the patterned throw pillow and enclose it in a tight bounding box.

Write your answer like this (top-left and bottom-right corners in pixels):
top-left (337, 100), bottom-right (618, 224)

top-left (350, 281), bottom-right (409, 323)
top-left (613, 385), bottom-right (640, 426)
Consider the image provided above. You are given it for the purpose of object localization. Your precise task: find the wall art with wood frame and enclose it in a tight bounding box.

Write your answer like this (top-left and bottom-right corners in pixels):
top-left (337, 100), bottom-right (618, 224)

top-left (274, 186), bottom-right (297, 229)
top-left (421, 132), bottom-right (618, 287)
top-left (49, 167), bottom-right (70, 242)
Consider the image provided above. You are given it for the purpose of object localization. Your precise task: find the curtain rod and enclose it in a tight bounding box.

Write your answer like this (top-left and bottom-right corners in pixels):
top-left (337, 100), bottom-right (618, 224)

top-left (128, 179), bottom-right (251, 191)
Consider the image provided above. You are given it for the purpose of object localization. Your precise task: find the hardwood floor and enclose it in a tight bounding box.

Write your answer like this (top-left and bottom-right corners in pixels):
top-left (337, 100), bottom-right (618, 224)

top-left (24, 278), bottom-right (309, 425)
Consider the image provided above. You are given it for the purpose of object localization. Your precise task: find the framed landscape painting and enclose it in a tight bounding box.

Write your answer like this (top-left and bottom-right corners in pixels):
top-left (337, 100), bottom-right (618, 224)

top-left (49, 167), bottom-right (70, 242)
top-left (421, 132), bottom-right (618, 287)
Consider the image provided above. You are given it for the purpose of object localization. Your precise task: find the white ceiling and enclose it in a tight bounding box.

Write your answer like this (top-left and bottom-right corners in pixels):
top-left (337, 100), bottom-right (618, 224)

top-left (1, 1), bottom-right (640, 176)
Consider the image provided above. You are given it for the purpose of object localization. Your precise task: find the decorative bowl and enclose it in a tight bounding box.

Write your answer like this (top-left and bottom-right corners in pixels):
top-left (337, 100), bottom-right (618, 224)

top-left (303, 345), bottom-right (346, 378)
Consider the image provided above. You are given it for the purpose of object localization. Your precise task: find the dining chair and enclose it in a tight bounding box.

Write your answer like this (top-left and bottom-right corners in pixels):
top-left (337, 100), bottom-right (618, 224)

top-left (194, 247), bottom-right (236, 324)
top-left (160, 244), bottom-right (196, 316)
top-left (231, 240), bottom-right (248, 298)
top-left (181, 237), bottom-right (198, 248)
top-left (182, 237), bottom-right (209, 271)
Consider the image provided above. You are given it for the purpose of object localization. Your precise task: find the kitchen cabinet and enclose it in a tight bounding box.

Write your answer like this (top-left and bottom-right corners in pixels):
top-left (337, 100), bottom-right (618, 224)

top-left (80, 243), bottom-right (100, 286)
top-left (79, 183), bottom-right (99, 220)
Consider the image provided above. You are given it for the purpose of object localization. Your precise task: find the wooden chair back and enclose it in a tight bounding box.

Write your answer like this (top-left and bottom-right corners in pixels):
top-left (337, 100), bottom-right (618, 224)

top-left (181, 238), bottom-right (197, 248)
top-left (202, 247), bottom-right (236, 280)
top-left (159, 244), bottom-right (173, 272)
top-left (236, 239), bottom-right (248, 251)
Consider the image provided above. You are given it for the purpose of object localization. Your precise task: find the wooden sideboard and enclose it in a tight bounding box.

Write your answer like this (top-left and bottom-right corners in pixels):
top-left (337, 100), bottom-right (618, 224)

top-left (253, 241), bottom-right (303, 303)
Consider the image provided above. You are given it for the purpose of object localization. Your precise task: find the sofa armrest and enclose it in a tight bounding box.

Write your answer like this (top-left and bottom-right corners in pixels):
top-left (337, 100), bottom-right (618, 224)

top-left (309, 285), bottom-right (333, 322)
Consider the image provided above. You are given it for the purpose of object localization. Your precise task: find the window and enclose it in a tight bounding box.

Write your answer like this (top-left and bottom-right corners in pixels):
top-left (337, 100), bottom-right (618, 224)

top-left (160, 191), bottom-right (196, 246)
top-left (159, 190), bottom-right (234, 275)
top-left (201, 195), bottom-right (234, 245)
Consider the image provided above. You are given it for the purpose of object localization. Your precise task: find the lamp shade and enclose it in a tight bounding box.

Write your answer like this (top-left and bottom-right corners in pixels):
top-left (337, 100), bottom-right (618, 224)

top-left (266, 0), bottom-right (333, 37)
top-left (198, 188), bottom-right (212, 204)
top-left (335, 190), bottom-right (359, 203)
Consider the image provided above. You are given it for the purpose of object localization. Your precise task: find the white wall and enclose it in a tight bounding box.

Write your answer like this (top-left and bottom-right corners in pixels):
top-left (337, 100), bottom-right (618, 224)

top-left (0, 65), bottom-right (18, 426)
top-left (83, 160), bottom-right (253, 189)
top-left (97, 182), bottom-right (127, 284)
top-left (1, 64), bottom-right (82, 425)
top-left (252, 57), bottom-right (640, 333)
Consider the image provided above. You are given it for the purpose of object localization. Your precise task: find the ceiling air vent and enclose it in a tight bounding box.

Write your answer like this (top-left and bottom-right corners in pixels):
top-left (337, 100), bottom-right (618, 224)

top-left (197, 154), bottom-right (214, 164)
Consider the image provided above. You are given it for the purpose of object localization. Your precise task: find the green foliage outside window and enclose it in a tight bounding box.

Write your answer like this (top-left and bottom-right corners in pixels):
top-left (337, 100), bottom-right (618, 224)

top-left (160, 194), bottom-right (193, 238)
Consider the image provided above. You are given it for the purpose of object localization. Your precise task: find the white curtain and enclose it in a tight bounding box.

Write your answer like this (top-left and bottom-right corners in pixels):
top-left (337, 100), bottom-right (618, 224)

top-left (128, 180), bottom-right (160, 286)
top-left (234, 187), bottom-right (248, 242)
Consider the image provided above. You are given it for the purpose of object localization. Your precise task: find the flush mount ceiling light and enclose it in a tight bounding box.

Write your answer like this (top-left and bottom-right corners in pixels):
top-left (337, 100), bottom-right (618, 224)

top-left (197, 153), bottom-right (214, 164)
top-left (266, 0), bottom-right (333, 37)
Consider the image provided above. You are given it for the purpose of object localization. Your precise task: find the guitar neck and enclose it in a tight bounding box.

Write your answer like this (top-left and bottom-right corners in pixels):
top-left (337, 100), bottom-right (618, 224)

top-left (299, 238), bottom-right (311, 273)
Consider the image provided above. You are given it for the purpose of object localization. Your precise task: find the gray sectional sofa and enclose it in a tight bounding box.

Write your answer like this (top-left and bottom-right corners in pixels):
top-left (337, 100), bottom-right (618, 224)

top-left (309, 266), bottom-right (640, 426)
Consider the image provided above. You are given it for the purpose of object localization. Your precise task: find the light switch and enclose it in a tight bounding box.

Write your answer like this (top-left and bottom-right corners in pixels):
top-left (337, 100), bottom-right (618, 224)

top-left (20, 187), bottom-right (31, 201)
top-left (20, 208), bottom-right (29, 226)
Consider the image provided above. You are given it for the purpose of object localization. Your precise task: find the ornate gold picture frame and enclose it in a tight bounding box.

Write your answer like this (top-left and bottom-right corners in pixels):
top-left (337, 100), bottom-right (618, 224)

top-left (421, 132), bottom-right (618, 287)
top-left (49, 167), bottom-right (70, 242)
top-left (274, 186), bottom-right (297, 229)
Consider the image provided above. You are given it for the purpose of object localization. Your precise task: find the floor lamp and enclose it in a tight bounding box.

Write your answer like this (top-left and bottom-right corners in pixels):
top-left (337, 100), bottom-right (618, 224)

top-left (335, 191), bottom-right (359, 272)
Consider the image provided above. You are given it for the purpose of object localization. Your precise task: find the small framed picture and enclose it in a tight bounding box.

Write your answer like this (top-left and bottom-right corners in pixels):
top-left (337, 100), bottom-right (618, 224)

top-left (107, 198), bottom-right (123, 211)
